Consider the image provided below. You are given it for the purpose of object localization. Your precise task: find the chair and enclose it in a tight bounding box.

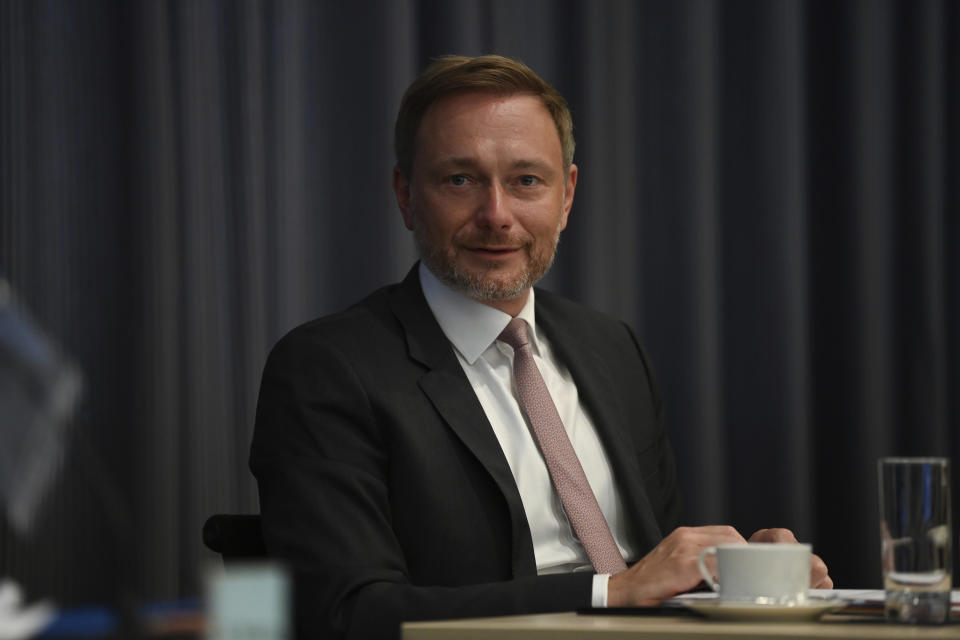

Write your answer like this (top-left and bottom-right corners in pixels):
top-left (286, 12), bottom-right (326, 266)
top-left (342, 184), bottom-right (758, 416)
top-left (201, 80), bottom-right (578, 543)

top-left (202, 514), bottom-right (267, 561)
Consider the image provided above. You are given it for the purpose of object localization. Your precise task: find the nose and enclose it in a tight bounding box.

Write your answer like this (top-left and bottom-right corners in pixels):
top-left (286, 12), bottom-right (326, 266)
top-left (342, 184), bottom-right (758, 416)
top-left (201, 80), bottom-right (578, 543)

top-left (474, 183), bottom-right (513, 230)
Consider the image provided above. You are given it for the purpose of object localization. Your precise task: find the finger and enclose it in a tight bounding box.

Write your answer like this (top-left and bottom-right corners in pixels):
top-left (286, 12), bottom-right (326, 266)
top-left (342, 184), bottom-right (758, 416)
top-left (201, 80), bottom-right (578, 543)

top-left (680, 525), bottom-right (747, 543)
top-left (813, 574), bottom-right (834, 589)
top-left (748, 528), bottom-right (798, 543)
top-left (659, 526), bottom-right (745, 552)
top-left (810, 554), bottom-right (832, 589)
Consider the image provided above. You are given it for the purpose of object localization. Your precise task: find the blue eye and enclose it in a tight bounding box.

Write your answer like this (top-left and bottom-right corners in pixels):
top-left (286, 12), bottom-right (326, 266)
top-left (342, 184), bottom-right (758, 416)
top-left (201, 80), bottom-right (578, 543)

top-left (518, 175), bottom-right (539, 186)
top-left (449, 175), bottom-right (469, 186)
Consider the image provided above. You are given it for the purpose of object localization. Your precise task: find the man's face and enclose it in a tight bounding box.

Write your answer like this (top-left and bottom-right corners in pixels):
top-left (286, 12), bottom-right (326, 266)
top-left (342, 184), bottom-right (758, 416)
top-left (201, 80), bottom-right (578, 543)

top-left (393, 91), bottom-right (577, 315)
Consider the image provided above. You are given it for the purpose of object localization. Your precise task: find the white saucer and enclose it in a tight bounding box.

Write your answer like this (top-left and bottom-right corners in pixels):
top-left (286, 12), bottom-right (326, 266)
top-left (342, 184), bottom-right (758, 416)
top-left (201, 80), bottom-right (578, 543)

top-left (684, 598), bottom-right (847, 621)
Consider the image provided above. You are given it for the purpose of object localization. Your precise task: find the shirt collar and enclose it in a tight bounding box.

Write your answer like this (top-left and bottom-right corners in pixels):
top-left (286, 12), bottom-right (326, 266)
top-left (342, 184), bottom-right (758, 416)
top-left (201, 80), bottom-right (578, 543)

top-left (419, 262), bottom-right (539, 365)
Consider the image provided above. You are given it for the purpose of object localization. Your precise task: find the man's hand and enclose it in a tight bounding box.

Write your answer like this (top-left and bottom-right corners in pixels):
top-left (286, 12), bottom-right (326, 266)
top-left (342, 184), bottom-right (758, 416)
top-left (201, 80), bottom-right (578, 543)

top-left (607, 526), bottom-right (746, 606)
top-left (748, 528), bottom-right (833, 589)
top-left (608, 526), bottom-right (835, 607)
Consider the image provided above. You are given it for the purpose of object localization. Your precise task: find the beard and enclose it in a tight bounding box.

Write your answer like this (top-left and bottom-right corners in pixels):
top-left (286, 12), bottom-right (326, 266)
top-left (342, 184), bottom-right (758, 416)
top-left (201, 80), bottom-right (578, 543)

top-left (414, 224), bottom-right (561, 303)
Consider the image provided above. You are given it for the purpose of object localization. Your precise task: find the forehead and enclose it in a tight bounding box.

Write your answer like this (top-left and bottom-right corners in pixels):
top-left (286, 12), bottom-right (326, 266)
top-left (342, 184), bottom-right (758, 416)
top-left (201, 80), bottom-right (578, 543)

top-left (414, 91), bottom-right (562, 164)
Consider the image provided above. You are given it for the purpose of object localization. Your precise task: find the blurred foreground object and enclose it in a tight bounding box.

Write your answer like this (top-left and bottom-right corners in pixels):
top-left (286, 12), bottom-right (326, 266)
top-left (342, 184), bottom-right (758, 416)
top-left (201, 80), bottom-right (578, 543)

top-left (205, 564), bottom-right (289, 640)
top-left (0, 278), bottom-right (82, 535)
top-left (0, 579), bottom-right (54, 640)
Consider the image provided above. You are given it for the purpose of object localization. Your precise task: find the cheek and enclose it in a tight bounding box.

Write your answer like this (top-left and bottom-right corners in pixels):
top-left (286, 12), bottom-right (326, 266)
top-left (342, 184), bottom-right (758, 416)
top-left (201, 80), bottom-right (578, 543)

top-left (427, 213), bottom-right (478, 243)
top-left (521, 209), bottom-right (566, 240)
top-left (413, 209), bottom-right (461, 246)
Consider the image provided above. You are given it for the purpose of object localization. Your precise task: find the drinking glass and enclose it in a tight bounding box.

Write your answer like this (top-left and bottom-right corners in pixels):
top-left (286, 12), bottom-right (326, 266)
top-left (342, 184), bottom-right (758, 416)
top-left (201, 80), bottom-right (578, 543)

top-left (878, 457), bottom-right (952, 624)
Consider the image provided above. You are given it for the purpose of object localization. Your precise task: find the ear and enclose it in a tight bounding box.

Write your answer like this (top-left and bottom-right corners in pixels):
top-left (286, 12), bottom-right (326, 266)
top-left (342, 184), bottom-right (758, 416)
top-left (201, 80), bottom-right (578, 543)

top-left (393, 166), bottom-right (415, 230)
top-left (559, 163), bottom-right (577, 231)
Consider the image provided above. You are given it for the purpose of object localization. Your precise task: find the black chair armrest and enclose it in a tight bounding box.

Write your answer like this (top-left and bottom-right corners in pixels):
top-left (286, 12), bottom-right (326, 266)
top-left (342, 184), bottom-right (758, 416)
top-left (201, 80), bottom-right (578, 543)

top-left (202, 514), bottom-right (267, 560)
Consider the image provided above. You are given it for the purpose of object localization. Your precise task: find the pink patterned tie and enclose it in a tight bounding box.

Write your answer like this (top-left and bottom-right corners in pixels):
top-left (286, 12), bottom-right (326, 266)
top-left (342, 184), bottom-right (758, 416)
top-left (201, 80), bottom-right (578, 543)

top-left (498, 318), bottom-right (627, 575)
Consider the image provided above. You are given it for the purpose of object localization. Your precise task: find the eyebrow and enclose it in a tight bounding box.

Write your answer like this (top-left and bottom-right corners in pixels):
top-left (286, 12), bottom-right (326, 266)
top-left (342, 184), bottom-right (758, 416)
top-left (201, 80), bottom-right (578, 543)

top-left (436, 157), bottom-right (480, 170)
top-left (435, 157), bottom-right (557, 176)
top-left (511, 159), bottom-right (554, 174)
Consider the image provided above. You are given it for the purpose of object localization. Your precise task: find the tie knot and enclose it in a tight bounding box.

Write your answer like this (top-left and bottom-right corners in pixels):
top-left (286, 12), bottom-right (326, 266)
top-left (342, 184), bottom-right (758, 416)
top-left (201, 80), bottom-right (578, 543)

top-left (498, 318), bottom-right (529, 351)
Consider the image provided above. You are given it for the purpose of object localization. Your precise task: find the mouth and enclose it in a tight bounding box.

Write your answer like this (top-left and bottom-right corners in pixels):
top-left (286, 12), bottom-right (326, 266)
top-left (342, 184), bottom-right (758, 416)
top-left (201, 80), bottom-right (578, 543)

top-left (466, 246), bottom-right (522, 258)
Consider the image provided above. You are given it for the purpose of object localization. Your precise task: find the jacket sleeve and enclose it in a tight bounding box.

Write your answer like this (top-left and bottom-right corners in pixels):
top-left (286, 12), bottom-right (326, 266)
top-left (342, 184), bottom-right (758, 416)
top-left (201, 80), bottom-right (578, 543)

top-left (249, 329), bottom-right (594, 640)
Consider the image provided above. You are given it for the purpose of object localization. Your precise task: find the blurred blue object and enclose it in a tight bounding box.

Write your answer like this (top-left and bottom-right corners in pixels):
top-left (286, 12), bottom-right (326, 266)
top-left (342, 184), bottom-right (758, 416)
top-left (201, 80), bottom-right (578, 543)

top-left (0, 278), bottom-right (82, 535)
top-left (36, 599), bottom-right (203, 638)
top-left (34, 607), bottom-right (116, 638)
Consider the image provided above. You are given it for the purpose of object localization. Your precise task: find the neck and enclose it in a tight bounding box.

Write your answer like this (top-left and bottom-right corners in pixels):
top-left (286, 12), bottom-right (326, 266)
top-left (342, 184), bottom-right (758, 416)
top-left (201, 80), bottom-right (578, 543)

top-left (474, 289), bottom-right (530, 317)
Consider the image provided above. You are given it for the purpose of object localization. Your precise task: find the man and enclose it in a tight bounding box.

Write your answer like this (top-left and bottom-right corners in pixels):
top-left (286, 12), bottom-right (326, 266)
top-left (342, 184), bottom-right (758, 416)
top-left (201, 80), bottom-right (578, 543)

top-left (250, 55), bottom-right (831, 640)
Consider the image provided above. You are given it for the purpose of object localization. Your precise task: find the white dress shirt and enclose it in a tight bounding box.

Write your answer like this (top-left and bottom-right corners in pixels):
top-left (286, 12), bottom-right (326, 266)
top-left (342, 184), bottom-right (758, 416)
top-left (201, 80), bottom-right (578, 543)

top-left (419, 263), bottom-right (636, 607)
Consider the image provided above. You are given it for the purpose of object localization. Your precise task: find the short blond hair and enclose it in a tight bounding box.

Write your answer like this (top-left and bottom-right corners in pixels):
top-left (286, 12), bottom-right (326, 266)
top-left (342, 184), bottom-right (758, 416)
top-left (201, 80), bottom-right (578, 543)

top-left (394, 55), bottom-right (575, 177)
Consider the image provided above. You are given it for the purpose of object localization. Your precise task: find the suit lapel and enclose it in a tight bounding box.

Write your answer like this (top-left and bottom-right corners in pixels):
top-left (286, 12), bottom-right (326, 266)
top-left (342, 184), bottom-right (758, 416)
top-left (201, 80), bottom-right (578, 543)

top-left (536, 298), bottom-right (664, 553)
top-left (387, 266), bottom-right (538, 576)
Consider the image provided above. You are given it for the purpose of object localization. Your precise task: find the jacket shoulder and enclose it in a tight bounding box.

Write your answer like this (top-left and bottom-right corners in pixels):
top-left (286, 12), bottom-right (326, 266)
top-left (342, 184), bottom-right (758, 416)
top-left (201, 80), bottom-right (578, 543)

top-left (534, 288), bottom-right (637, 340)
top-left (267, 283), bottom-right (404, 360)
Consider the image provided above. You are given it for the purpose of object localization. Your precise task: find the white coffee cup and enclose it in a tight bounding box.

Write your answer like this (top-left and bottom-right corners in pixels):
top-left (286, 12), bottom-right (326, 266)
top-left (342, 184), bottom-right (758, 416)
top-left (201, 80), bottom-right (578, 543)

top-left (697, 542), bottom-right (811, 605)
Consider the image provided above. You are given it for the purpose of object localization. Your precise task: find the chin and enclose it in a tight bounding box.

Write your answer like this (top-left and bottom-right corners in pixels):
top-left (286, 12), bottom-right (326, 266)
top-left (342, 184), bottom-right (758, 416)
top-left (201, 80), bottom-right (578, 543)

top-left (467, 274), bottom-right (532, 302)
top-left (423, 247), bottom-right (549, 302)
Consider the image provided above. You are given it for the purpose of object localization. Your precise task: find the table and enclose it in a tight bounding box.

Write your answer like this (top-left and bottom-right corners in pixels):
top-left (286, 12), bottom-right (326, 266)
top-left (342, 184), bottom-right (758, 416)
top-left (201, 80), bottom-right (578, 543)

top-left (403, 611), bottom-right (960, 639)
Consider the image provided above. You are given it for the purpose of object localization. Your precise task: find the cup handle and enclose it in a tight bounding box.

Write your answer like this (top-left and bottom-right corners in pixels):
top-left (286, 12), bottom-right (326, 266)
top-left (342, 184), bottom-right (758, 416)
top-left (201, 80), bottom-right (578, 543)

top-left (697, 546), bottom-right (720, 593)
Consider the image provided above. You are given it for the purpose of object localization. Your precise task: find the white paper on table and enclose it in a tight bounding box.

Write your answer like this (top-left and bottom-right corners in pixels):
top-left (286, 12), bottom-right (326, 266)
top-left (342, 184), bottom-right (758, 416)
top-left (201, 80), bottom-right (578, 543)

top-left (666, 588), bottom-right (960, 610)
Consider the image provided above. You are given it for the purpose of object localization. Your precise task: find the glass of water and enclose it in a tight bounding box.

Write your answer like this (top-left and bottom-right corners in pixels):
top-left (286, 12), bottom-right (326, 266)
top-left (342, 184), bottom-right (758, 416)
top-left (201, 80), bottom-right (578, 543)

top-left (878, 457), bottom-right (952, 624)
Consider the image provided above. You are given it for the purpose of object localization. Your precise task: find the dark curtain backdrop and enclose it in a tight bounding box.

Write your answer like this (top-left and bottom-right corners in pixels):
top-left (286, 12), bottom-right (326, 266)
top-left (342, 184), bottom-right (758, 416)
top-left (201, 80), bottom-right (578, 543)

top-left (1, 0), bottom-right (957, 605)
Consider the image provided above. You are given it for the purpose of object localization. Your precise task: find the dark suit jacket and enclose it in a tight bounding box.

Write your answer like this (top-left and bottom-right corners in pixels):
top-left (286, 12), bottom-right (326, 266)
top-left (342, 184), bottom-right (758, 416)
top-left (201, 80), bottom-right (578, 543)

top-left (250, 265), bottom-right (681, 639)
